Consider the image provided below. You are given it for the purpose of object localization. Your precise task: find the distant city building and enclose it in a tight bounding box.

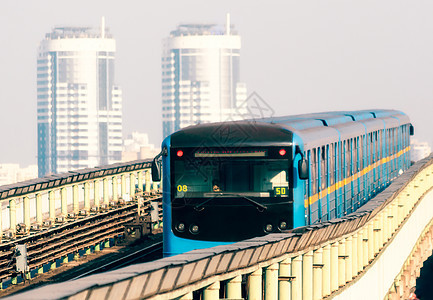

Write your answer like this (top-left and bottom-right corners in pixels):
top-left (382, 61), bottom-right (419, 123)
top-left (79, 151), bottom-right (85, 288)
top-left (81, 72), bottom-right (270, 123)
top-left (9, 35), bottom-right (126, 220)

top-left (162, 14), bottom-right (247, 137)
top-left (411, 139), bottom-right (432, 162)
top-left (122, 132), bottom-right (159, 162)
top-left (0, 164), bottom-right (38, 186)
top-left (37, 18), bottom-right (122, 177)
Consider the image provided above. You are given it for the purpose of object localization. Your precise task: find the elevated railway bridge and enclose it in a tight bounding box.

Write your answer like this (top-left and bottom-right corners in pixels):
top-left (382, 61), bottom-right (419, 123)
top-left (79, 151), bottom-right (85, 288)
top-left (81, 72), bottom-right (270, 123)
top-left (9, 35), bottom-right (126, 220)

top-left (1, 155), bottom-right (433, 299)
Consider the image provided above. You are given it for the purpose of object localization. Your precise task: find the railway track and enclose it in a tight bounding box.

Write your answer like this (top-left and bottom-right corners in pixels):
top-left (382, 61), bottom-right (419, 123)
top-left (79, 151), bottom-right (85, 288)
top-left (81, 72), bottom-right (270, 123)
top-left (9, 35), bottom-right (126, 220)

top-left (0, 194), bottom-right (162, 291)
top-left (70, 241), bottom-right (163, 280)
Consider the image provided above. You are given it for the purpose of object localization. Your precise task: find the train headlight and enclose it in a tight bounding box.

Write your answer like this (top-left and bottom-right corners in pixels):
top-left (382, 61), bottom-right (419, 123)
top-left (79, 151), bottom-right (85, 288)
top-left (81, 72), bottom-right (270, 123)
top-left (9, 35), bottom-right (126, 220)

top-left (279, 221), bottom-right (287, 230)
top-left (176, 223), bottom-right (186, 232)
top-left (265, 224), bottom-right (273, 233)
top-left (190, 224), bottom-right (200, 234)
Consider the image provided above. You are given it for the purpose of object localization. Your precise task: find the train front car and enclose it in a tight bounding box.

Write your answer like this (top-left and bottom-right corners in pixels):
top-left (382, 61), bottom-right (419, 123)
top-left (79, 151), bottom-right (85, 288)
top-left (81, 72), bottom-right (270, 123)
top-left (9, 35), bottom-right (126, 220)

top-left (157, 121), bottom-right (306, 257)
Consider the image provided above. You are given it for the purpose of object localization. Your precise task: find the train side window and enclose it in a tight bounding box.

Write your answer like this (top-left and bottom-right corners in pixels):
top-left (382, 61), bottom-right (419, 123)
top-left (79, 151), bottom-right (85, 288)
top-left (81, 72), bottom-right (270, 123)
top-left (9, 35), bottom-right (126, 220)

top-left (379, 130), bottom-right (382, 160)
top-left (346, 140), bottom-right (350, 177)
top-left (312, 148), bottom-right (317, 195)
top-left (339, 141), bottom-right (343, 181)
top-left (360, 135), bottom-right (364, 170)
top-left (330, 143), bottom-right (335, 185)
top-left (321, 146), bottom-right (327, 190)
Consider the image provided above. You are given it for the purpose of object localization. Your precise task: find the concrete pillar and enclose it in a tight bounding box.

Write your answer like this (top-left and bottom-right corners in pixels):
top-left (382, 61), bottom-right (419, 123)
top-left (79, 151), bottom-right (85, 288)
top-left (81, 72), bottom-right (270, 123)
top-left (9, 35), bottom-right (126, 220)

top-left (391, 203), bottom-right (398, 234)
top-left (145, 170), bottom-right (151, 193)
top-left (331, 242), bottom-right (339, 292)
top-left (36, 193), bottom-right (43, 225)
top-left (346, 236), bottom-right (353, 282)
top-left (384, 208), bottom-right (391, 242)
top-left (265, 263), bottom-right (279, 300)
top-left (313, 248), bottom-right (323, 300)
top-left (373, 218), bottom-right (380, 255)
top-left (49, 190), bottom-right (55, 221)
top-left (152, 181), bottom-right (159, 191)
top-left (368, 222), bottom-right (374, 262)
top-left (73, 185), bottom-right (79, 214)
top-left (338, 239), bottom-right (346, 286)
top-left (121, 174), bottom-right (126, 198)
top-left (94, 179), bottom-right (100, 209)
top-left (226, 275), bottom-right (242, 299)
top-left (112, 176), bottom-right (118, 201)
top-left (130, 173), bottom-right (136, 198)
top-left (61, 187), bottom-right (67, 216)
top-left (352, 233), bottom-right (358, 278)
top-left (84, 182), bottom-right (90, 211)
top-left (303, 251), bottom-right (313, 300)
top-left (292, 255), bottom-right (303, 300)
top-left (9, 198), bottom-right (16, 235)
top-left (322, 244), bottom-right (331, 297)
top-left (103, 178), bottom-right (109, 205)
top-left (248, 268), bottom-right (262, 300)
top-left (279, 258), bottom-right (292, 300)
top-left (362, 228), bottom-right (369, 269)
top-left (138, 171), bottom-right (144, 192)
top-left (23, 196), bottom-right (30, 231)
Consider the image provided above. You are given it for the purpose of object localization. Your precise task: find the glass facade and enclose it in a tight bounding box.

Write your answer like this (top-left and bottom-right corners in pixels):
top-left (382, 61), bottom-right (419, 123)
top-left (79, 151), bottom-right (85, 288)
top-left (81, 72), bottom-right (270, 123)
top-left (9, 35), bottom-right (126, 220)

top-left (37, 25), bottom-right (122, 177)
top-left (162, 23), bottom-right (246, 137)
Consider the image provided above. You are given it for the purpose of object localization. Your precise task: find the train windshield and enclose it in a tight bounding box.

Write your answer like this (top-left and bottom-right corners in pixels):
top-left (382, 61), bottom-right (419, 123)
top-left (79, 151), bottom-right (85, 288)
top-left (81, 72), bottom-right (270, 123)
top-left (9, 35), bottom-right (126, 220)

top-left (173, 158), bottom-right (289, 198)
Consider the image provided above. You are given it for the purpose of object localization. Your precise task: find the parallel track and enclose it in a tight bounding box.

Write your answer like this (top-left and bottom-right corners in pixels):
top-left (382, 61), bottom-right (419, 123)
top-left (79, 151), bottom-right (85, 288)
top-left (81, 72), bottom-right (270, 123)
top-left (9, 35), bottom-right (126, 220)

top-left (70, 241), bottom-right (163, 280)
top-left (0, 195), bottom-right (162, 286)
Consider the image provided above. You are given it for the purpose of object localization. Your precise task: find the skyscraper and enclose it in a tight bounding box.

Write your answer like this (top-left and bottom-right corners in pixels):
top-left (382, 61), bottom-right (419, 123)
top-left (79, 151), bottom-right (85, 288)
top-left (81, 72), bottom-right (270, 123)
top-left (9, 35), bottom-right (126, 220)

top-left (162, 14), bottom-right (247, 137)
top-left (37, 18), bottom-right (122, 177)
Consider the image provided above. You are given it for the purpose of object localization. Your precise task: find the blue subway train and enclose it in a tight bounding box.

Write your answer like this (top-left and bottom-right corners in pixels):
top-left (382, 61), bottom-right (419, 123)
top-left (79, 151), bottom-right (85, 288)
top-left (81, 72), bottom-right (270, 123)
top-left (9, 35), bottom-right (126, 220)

top-left (152, 110), bottom-right (413, 257)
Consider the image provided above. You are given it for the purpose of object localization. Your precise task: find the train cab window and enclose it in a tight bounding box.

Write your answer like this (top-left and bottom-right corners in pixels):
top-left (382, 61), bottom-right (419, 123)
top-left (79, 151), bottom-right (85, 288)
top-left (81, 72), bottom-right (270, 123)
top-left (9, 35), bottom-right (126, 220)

top-left (173, 156), bottom-right (290, 198)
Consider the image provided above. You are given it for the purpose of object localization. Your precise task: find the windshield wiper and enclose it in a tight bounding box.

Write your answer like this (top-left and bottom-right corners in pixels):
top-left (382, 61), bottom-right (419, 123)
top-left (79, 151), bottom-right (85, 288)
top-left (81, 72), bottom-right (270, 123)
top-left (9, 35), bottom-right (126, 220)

top-left (194, 193), bottom-right (268, 212)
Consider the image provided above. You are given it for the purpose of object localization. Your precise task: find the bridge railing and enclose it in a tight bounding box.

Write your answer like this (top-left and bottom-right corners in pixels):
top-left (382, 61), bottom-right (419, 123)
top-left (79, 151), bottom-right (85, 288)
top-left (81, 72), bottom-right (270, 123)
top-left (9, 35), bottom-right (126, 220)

top-left (5, 155), bottom-right (433, 300)
top-left (0, 159), bottom-right (156, 241)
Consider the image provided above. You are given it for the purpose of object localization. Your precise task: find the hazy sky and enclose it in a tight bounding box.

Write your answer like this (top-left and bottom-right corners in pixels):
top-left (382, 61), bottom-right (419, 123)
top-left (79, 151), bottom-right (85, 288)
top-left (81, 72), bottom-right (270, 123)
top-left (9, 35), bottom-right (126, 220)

top-left (1, 0), bottom-right (432, 166)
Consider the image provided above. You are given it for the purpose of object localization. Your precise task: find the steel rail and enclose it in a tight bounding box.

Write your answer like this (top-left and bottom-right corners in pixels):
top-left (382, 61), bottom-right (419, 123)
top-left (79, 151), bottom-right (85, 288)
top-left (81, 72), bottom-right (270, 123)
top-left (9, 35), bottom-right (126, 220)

top-left (0, 196), bottom-right (162, 287)
top-left (69, 241), bottom-right (163, 281)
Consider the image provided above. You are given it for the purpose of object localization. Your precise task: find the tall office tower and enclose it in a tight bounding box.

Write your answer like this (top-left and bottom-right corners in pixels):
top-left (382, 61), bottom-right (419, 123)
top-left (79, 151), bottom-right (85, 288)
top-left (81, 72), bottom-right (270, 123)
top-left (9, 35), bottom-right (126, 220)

top-left (37, 18), bottom-right (122, 177)
top-left (162, 14), bottom-right (247, 137)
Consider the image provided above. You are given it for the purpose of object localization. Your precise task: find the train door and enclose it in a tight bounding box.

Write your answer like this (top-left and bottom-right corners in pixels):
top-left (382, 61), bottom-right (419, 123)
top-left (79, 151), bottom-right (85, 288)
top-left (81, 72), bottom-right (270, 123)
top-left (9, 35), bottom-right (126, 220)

top-left (329, 143), bottom-right (337, 219)
top-left (352, 137), bottom-right (359, 210)
top-left (304, 150), bottom-right (310, 225)
top-left (310, 148), bottom-right (319, 223)
top-left (386, 128), bottom-right (392, 182)
top-left (372, 131), bottom-right (377, 194)
top-left (359, 136), bottom-right (363, 207)
top-left (367, 132), bottom-right (372, 198)
top-left (346, 139), bottom-right (352, 214)
top-left (336, 141), bottom-right (343, 218)
top-left (325, 144), bottom-right (331, 221)
top-left (319, 145), bottom-right (328, 221)
top-left (360, 135), bottom-right (367, 205)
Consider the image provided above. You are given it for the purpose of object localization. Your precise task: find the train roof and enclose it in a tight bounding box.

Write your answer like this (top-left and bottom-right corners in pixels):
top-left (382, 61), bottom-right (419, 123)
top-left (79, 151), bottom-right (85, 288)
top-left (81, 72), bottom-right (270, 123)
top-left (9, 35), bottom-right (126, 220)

top-left (170, 121), bottom-right (293, 148)
top-left (168, 110), bottom-right (411, 150)
top-left (297, 127), bottom-right (339, 150)
top-left (331, 122), bottom-right (366, 140)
